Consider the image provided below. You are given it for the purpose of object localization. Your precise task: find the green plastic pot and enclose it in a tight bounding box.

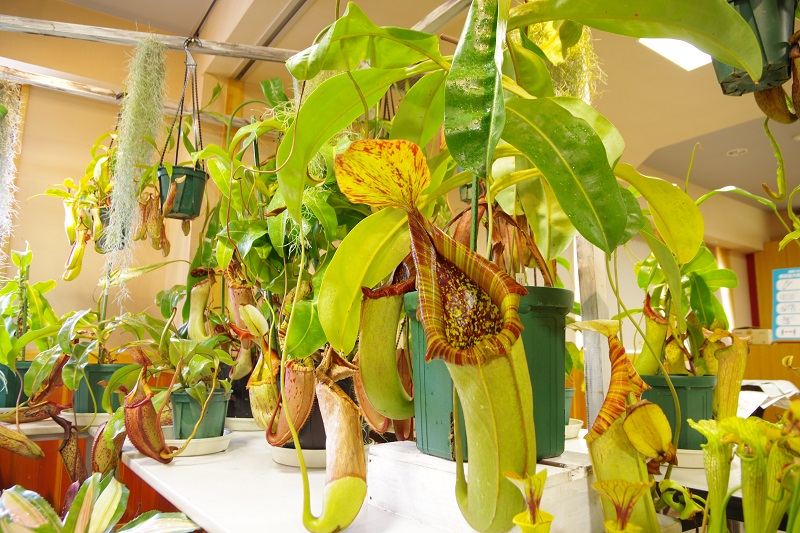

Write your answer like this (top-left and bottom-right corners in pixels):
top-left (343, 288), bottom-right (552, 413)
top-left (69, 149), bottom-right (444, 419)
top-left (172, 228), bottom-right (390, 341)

top-left (157, 165), bottom-right (208, 220)
top-left (564, 387), bottom-right (576, 425)
top-left (712, 0), bottom-right (797, 95)
top-left (0, 362), bottom-right (32, 408)
top-left (641, 374), bottom-right (716, 450)
top-left (404, 295), bottom-right (467, 461)
top-left (404, 286), bottom-right (573, 461)
top-left (171, 388), bottom-right (231, 440)
top-left (74, 363), bottom-right (127, 413)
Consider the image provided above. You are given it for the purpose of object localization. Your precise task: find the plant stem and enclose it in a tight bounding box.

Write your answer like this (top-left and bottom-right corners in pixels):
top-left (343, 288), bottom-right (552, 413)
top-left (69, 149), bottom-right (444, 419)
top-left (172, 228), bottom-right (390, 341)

top-left (604, 254), bottom-right (681, 478)
top-left (469, 174), bottom-right (480, 252)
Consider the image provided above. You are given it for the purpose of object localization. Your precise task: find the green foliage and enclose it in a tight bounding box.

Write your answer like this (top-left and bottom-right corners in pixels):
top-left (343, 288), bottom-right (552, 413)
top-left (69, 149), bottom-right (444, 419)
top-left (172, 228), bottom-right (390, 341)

top-left (0, 474), bottom-right (197, 533)
top-left (444, 0), bottom-right (508, 179)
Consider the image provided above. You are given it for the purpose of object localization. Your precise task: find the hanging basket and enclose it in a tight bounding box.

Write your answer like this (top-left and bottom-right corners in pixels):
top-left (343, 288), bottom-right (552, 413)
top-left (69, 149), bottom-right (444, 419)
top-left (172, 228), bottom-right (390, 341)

top-left (158, 43), bottom-right (207, 220)
top-left (158, 165), bottom-right (208, 220)
top-left (712, 0), bottom-right (798, 96)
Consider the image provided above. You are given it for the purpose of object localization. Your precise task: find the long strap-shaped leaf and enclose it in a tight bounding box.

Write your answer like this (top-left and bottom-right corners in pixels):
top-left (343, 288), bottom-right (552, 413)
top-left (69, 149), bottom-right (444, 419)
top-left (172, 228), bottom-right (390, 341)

top-left (445, 0), bottom-right (509, 179)
top-left (502, 97), bottom-right (626, 254)
top-left (508, 0), bottom-right (763, 82)
top-left (318, 207), bottom-right (410, 354)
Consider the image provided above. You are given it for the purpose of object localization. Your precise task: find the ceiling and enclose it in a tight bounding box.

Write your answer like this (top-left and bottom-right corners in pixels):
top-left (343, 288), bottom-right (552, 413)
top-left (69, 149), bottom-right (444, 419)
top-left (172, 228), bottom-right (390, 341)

top-left (49, 0), bottom-right (800, 212)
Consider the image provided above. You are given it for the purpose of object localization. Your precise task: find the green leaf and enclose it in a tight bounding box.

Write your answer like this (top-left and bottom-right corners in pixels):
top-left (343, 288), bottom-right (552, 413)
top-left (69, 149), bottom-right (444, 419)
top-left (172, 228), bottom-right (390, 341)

top-left (117, 511), bottom-right (197, 533)
top-left (283, 301), bottom-right (327, 360)
top-left (641, 225), bottom-right (686, 333)
top-left (62, 341), bottom-right (93, 390)
top-left (444, 0), bottom-right (509, 178)
top-left (550, 97), bottom-right (624, 168)
top-left (87, 476), bottom-right (128, 533)
top-left (699, 269), bottom-right (738, 291)
top-left (102, 364), bottom-right (139, 413)
top-left (260, 78), bottom-right (289, 107)
top-left (508, 0), bottom-right (763, 81)
top-left (681, 246), bottom-right (716, 276)
top-left (507, 32), bottom-right (555, 98)
top-left (391, 71), bottom-right (446, 148)
top-left (101, 261), bottom-right (185, 289)
top-left (277, 68), bottom-right (413, 223)
top-left (286, 2), bottom-right (444, 80)
top-left (0, 485), bottom-right (62, 532)
top-left (688, 272), bottom-right (715, 329)
top-left (11, 249), bottom-right (31, 270)
top-left (58, 310), bottom-right (92, 353)
top-left (23, 345), bottom-right (61, 397)
top-left (205, 158), bottom-right (231, 200)
top-left (711, 294), bottom-right (729, 330)
top-left (214, 240), bottom-right (234, 272)
top-left (503, 97), bottom-right (625, 253)
top-left (306, 196), bottom-right (338, 244)
top-left (618, 185), bottom-right (646, 246)
top-left (319, 207), bottom-right (410, 353)
top-left (517, 176), bottom-right (574, 261)
top-left (5, 324), bottom-right (61, 369)
top-left (218, 220), bottom-right (269, 259)
top-left (616, 164), bottom-right (703, 264)
top-left (64, 474), bottom-right (100, 533)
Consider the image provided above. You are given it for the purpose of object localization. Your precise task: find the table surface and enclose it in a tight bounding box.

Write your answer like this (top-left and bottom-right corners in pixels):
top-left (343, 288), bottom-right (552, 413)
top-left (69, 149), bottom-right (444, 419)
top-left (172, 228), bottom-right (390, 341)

top-left (121, 431), bottom-right (444, 533)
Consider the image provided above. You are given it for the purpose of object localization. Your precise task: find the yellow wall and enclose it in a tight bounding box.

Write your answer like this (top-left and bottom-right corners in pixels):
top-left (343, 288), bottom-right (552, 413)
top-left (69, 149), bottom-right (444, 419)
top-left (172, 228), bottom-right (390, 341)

top-left (0, 0), bottom-right (230, 319)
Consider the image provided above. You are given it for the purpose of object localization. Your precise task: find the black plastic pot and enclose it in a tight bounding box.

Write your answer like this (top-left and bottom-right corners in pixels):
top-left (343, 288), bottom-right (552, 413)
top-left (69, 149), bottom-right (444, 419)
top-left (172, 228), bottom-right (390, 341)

top-left (712, 0), bottom-right (798, 95)
top-left (157, 165), bottom-right (208, 220)
top-left (282, 378), bottom-right (357, 451)
top-left (221, 363), bottom-right (253, 418)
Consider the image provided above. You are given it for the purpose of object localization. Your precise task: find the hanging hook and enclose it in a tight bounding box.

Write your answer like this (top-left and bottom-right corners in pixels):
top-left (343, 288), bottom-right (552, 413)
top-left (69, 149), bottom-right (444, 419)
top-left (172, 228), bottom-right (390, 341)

top-left (183, 37), bottom-right (200, 68)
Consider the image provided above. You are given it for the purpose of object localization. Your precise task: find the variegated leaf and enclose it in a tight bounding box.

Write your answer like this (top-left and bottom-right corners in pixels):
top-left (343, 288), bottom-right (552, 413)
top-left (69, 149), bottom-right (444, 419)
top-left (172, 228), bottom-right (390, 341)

top-left (335, 140), bottom-right (430, 211)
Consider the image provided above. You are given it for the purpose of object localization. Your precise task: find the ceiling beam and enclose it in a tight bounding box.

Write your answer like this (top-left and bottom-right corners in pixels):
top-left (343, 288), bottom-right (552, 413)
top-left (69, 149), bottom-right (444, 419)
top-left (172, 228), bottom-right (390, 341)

top-left (0, 61), bottom-right (248, 128)
top-left (0, 14), bottom-right (299, 63)
top-left (235, 0), bottom-right (311, 80)
top-left (412, 0), bottom-right (470, 33)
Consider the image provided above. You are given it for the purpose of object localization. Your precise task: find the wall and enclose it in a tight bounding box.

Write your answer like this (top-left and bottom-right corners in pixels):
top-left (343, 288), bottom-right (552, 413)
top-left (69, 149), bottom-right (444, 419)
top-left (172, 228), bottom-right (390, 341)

top-left (0, 0), bottom-right (229, 319)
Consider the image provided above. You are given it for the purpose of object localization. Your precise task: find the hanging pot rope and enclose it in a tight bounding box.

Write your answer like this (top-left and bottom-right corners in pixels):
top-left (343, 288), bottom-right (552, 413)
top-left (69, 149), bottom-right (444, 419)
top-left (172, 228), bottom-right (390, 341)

top-left (157, 38), bottom-right (209, 222)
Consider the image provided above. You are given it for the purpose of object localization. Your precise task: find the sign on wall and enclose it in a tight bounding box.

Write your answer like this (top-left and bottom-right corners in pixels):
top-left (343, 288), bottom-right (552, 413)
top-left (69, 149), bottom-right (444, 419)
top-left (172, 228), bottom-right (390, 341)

top-left (773, 267), bottom-right (800, 340)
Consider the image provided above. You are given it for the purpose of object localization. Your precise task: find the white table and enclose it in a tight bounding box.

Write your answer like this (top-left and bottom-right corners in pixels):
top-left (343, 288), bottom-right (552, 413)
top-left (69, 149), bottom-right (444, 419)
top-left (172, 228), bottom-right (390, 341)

top-left (121, 431), bottom-right (445, 533)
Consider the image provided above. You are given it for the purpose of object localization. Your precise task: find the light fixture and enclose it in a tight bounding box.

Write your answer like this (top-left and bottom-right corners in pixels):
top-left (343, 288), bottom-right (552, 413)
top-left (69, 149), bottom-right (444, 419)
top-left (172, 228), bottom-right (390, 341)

top-left (639, 38), bottom-right (712, 71)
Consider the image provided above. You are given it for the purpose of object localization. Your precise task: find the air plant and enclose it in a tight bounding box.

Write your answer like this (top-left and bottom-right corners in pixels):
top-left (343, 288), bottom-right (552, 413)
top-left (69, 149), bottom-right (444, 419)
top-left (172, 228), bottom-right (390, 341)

top-left (105, 36), bottom-right (166, 283)
top-left (0, 81), bottom-right (21, 268)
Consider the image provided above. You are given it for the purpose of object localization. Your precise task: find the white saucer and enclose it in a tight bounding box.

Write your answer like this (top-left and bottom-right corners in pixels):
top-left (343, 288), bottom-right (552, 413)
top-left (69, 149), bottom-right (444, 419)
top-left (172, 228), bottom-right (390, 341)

top-left (225, 417), bottom-right (263, 431)
top-left (271, 445), bottom-right (326, 468)
top-left (675, 448), bottom-right (704, 469)
top-left (61, 409), bottom-right (111, 427)
top-left (162, 426), bottom-right (233, 457)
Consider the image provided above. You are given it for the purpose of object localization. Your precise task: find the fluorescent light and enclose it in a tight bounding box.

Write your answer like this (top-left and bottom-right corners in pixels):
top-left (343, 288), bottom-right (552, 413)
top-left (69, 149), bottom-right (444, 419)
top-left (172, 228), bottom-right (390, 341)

top-left (639, 38), bottom-right (712, 71)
